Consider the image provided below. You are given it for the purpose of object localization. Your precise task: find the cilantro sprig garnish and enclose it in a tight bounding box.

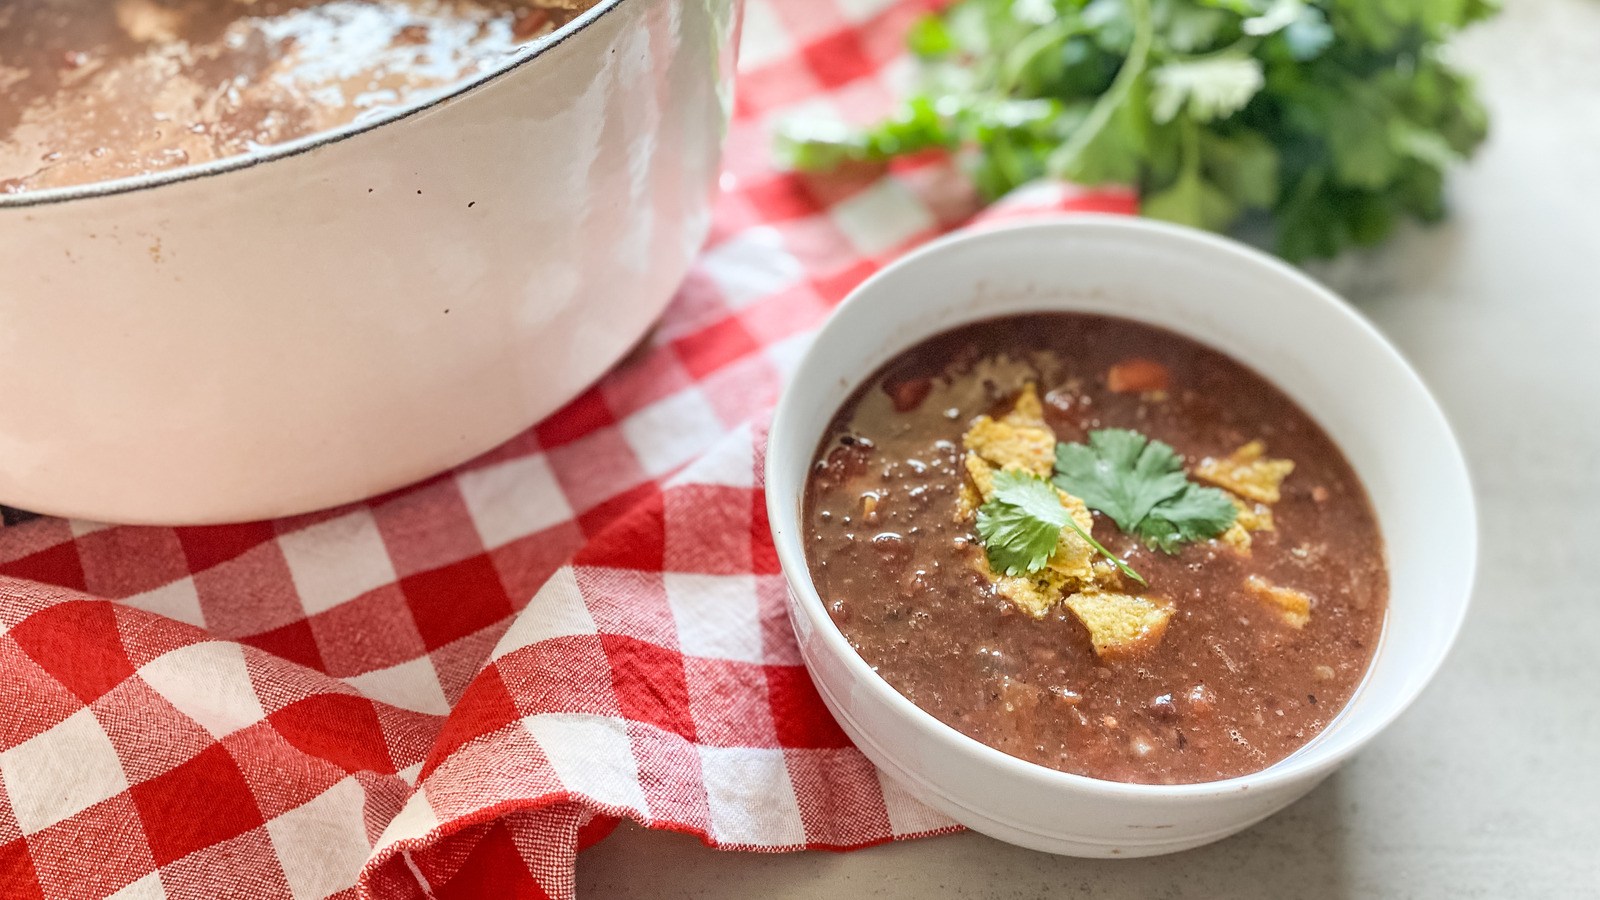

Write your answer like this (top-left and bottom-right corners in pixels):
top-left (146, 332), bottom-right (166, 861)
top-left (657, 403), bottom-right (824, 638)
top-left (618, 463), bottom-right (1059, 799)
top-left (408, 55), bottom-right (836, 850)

top-left (975, 469), bottom-right (1147, 586)
top-left (1053, 429), bottom-right (1237, 554)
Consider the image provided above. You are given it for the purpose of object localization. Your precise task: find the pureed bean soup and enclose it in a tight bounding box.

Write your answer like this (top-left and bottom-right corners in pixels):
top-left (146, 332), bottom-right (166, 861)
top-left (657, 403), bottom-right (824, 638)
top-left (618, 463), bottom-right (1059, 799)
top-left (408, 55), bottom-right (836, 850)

top-left (0, 0), bottom-right (596, 193)
top-left (802, 313), bottom-right (1387, 784)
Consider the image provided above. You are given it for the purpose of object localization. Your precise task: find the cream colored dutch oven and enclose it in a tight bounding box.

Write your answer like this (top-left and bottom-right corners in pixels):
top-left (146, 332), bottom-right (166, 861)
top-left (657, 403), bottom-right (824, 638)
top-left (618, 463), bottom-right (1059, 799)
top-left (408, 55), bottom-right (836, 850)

top-left (0, 0), bottom-right (742, 524)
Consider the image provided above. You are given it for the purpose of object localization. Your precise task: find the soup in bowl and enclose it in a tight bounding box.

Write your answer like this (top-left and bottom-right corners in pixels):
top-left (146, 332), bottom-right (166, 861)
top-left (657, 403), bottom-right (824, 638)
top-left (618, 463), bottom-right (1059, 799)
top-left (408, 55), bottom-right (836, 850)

top-left (765, 216), bottom-right (1475, 856)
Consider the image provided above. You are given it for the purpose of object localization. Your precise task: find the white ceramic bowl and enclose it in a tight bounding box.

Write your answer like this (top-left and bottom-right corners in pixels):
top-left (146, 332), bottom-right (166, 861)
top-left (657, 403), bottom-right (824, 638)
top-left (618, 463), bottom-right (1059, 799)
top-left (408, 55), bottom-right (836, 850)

top-left (0, 0), bottom-right (741, 524)
top-left (765, 216), bottom-right (1476, 857)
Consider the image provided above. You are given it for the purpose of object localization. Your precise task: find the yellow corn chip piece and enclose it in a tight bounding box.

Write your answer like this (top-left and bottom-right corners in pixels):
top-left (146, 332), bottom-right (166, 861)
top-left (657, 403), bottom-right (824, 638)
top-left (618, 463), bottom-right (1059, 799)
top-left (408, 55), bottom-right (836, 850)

top-left (975, 554), bottom-right (1074, 618)
top-left (1245, 575), bottom-right (1312, 629)
top-left (957, 385), bottom-right (1106, 612)
top-left (962, 418), bottom-right (1055, 476)
top-left (1062, 591), bottom-right (1173, 658)
top-left (1214, 492), bottom-right (1276, 555)
top-left (1195, 440), bottom-right (1295, 504)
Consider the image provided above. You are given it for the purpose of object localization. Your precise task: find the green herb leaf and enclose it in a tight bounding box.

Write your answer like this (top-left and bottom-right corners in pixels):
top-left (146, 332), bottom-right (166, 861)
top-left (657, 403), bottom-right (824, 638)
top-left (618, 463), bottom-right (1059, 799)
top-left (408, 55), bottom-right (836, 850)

top-left (1201, 129), bottom-right (1279, 209)
top-left (1053, 428), bottom-right (1237, 553)
top-left (1137, 483), bottom-right (1242, 553)
top-left (976, 469), bottom-right (1147, 585)
top-left (1149, 56), bottom-right (1264, 124)
top-left (1143, 162), bottom-right (1239, 229)
top-left (1241, 0), bottom-right (1304, 36)
top-left (1281, 7), bottom-right (1334, 59)
top-left (773, 0), bottom-right (1494, 261)
top-left (976, 470), bottom-right (1075, 576)
top-left (1053, 429), bottom-right (1191, 532)
top-left (1162, 5), bottom-right (1231, 53)
top-left (906, 13), bottom-right (955, 58)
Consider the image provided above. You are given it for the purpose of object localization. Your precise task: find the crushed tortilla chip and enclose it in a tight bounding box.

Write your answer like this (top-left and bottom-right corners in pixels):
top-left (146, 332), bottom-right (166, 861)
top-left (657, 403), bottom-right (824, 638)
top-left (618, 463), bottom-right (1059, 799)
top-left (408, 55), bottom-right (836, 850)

top-left (1232, 495), bottom-right (1275, 531)
top-left (1214, 492), bottom-right (1277, 555)
top-left (1041, 488), bottom-right (1097, 582)
top-left (1006, 382), bottom-right (1046, 424)
top-left (1245, 575), bottom-right (1311, 629)
top-left (958, 384), bottom-right (1059, 494)
top-left (956, 384), bottom-right (1106, 615)
top-left (954, 452), bottom-right (997, 520)
top-left (975, 553), bottom-right (1075, 618)
top-left (963, 416), bottom-right (1056, 475)
top-left (965, 452), bottom-right (997, 497)
top-left (1218, 524), bottom-right (1253, 554)
top-left (1062, 591), bottom-right (1173, 658)
top-left (956, 480), bottom-right (984, 522)
top-left (962, 385), bottom-right (1056, 476)
top-left (1195, 440), bottom-right (1295, 504)
top-left (961, 453), bottom-right (1100, 602)
top-left (1090, 559), bottom-right (1125, 589)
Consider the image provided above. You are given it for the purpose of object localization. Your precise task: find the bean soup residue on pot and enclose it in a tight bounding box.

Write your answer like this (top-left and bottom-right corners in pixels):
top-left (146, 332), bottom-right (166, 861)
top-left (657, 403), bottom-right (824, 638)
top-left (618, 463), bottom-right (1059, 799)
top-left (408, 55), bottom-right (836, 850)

top-left (0, 0), bottom-right (599, 193)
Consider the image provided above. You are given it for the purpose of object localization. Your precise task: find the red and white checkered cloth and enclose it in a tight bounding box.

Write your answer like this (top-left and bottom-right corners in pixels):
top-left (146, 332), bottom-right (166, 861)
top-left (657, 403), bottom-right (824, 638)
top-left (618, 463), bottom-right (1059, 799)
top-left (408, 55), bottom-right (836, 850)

top-left (0, 2), bottom-right (1135, 897)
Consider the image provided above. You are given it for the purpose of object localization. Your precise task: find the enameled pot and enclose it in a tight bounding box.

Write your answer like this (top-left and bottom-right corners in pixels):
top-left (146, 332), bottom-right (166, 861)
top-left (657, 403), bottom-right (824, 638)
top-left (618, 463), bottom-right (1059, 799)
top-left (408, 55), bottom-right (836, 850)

top-left (0, 0), bottom-right (742, 524)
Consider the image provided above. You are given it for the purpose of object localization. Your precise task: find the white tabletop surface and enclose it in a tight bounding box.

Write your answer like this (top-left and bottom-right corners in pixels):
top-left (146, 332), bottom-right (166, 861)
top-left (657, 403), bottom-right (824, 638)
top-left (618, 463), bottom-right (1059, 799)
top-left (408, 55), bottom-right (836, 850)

top-left (577, 1), bottom-right (1600, 895)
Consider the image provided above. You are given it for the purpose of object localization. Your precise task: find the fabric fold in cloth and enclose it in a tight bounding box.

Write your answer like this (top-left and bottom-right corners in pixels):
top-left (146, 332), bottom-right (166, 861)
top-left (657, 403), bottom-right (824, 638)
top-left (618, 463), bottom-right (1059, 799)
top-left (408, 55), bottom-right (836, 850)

top-left (362, 423), bottom-right (958, 899)
top-left (0, 0), bottom-right (1137, 896)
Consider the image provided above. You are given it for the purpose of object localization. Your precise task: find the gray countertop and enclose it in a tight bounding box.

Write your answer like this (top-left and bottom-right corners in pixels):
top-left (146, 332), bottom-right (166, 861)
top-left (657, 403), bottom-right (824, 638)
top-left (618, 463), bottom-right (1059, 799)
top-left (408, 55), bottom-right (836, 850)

top-left (577, 1), bottom-right (1600, 895)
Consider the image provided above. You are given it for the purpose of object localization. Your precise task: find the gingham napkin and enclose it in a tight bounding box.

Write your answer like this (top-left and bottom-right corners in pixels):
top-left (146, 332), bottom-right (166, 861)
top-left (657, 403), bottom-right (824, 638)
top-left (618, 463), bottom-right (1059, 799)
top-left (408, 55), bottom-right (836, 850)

top-left (0, 1), bottom-right (1135, 897)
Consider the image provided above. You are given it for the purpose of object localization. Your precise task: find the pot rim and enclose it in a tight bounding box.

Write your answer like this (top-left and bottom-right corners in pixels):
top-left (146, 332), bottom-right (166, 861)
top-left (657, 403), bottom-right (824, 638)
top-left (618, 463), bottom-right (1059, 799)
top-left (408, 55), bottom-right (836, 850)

top-left (0, 0), bottom-right (629, 210)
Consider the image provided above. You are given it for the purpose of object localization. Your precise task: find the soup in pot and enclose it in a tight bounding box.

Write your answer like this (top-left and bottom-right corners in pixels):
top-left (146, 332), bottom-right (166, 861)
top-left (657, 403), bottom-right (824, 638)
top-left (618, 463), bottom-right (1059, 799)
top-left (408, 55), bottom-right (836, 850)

top-left (0, 0), bottom-right (598, 193)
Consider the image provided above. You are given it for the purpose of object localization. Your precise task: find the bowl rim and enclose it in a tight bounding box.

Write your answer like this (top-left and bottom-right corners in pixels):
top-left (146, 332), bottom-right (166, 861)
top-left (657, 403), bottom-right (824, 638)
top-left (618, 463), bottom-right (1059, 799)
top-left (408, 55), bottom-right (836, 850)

top-left (0, 0), bottom-right (630, 210)
top-left (764, 213), bottom-right (1478, 801)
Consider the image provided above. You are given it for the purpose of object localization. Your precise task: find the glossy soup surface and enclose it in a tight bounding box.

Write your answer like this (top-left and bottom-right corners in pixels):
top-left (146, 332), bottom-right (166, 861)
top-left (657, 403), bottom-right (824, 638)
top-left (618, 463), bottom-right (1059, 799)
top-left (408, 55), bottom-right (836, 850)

top-left (0, 0), bottom-right (592, 193)
top-left (802, 313), bottom-right (1388, 784)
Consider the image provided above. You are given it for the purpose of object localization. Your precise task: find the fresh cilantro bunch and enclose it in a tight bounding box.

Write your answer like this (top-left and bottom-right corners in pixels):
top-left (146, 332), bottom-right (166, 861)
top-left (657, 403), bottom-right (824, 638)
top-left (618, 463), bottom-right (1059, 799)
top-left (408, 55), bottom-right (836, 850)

top-left (1053, 429), bottom-right (1237, 553)
top-left (776, 0), bottom-right (1495, 260)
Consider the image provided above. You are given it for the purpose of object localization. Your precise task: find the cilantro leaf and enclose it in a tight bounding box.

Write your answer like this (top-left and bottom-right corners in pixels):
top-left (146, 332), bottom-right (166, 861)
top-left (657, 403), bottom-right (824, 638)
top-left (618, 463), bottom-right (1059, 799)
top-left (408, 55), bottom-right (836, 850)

top-left (1053, 429), bottom-right (1190, 533)
top-left (1241, 0), bottom-right (1306, 37)
top-left (1138, 483), bottom-right (1241, 553)
top-left (976, 470), bottom-right (1072, 576)
top-left (1053, 429), bottom-right (1237, 553)
top-left (976, 469), bottom-right (1147, 585)
top-left (1149, 56), bottom-right (1264, 124)
top-left (1142, 158), bottom-right (1238, 230)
